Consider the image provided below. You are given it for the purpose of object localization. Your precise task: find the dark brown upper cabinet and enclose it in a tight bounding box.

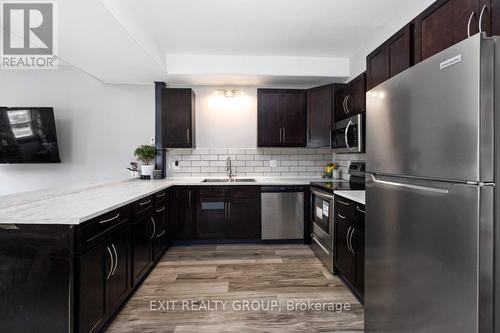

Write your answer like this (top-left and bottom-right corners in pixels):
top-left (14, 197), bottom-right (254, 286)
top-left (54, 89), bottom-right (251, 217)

top-left (334, 73), bottom-right (366, 123)
top-left (161, 88), bottom-right (195, 148)
top-left (414, 0), bottom-right (479, 63)
top-left (367, 24), bottom-right (413, 91)
top-left (258, 89), bottom-right (306, 147)
top-left (306, 84), bottom-right (333, 148)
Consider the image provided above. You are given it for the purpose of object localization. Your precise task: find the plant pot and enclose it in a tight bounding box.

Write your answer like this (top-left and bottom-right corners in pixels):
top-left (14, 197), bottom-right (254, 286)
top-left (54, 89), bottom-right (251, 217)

top-left (130, 171), bottom-right (140, 178)
top-left (140, 164), bottom-right (155, 178)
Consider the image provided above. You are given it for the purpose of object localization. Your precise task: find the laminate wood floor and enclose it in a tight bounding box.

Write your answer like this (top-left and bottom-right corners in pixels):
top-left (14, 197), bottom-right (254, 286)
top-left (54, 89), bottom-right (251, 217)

top-left (106, 244), bottom-right (364, 333)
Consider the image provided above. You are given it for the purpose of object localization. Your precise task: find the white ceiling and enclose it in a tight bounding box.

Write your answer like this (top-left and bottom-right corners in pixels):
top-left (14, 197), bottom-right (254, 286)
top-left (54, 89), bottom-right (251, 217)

top-left (116, 0), bottom-right (405, 57)
top-left (47, 0), bottom-right (434, 85)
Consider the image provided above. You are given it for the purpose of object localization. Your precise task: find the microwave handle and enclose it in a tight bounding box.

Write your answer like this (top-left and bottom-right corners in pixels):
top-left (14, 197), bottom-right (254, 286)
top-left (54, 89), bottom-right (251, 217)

top-left (345, 120), bottom-right (353, 150)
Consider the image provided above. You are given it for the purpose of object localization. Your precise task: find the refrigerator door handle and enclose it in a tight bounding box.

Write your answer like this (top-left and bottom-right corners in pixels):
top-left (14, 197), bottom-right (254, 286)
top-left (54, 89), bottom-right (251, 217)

top-left (370, 174), bottom-right (449, 194)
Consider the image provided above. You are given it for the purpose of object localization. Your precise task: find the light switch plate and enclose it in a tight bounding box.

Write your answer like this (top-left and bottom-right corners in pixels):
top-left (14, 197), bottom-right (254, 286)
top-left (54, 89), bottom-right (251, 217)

top-left (270, 160), bottom-right (278, 168)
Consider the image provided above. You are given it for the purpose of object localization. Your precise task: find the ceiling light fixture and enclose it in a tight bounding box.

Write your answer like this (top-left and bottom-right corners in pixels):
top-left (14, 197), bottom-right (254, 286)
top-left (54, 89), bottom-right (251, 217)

top-left (214, 89), bottom-right (243, 98)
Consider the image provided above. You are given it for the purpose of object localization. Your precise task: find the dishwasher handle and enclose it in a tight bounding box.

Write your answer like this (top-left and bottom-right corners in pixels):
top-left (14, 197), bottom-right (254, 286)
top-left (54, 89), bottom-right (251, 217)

top-left (261, 186), bottom-right (305, 193)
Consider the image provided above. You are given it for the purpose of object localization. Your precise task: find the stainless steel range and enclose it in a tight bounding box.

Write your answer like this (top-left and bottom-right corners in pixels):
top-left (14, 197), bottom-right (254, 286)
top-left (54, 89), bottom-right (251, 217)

top-left (309, 162), bottom-right (365, 273)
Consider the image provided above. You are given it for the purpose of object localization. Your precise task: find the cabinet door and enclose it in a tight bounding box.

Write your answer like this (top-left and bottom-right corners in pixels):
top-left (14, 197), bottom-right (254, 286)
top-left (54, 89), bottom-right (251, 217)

top-left (352, 222), bottom-right (365, 295)
top-left (280, 90), bottom-right (306, 147)
top-left (132, 215), bottom-right (153, 285)
top-left (306, 85), bottom-right (332, 147)
top-left (162, 88), bottom-right (194, 148)
top-left (334, 214), bottom-right (355, 281)
top-left (108, 228), bottom-right (131, 312)
top-left (333, 84), bottom-right (349, 123)
top-left (414, 0), bottom-right (478, 62)
top-left (173, 187), bottom-right (195, 240)
top-left (258, 89), bottom-right (281, 147)
top-left (366, 46), bottom-right (388, 91)
top-left (196, 187), bottom-right (228, 239)
top-left (227, 187), bottom-right (261, 239)
top-left (345, 73), bottom-right (366, 117)
top-left (387, 24), bottom-right (414, 78)
top-left (153, 200), bottom-right (168, 260)
top-left (77, 243), bottom-right (107, 333)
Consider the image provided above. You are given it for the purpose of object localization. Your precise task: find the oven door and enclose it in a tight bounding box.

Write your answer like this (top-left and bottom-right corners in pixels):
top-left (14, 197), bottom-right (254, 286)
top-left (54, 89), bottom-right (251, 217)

top-left (332, 114), bottom-right (364, 153)
top-left (310, 188), bottom-right (334, 249)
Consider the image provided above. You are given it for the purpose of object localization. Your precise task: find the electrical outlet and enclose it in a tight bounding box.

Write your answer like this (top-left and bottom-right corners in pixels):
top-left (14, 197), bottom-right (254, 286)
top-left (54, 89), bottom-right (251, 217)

top-left (172, 160), bottom-right (180, 170)
top-left (149, 137), bottom-right (155, 145)
top-left (270, 160), bottom-right (278, 168)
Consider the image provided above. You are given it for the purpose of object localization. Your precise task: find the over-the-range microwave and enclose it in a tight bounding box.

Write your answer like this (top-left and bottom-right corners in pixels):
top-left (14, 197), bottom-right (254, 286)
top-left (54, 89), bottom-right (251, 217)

top-left (331, 113), bottom-right (365, 153)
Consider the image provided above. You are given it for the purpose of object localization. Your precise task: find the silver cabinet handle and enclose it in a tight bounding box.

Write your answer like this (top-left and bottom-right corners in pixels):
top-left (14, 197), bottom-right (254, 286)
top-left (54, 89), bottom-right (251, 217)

top-left (228, 202), bottom-right (231, 219)
top-left (345, 95), bottom-right (351, 114)
top-left (329, 130), bottom-right (332, 147)
top-left (106, 246), bottom-right (114, 280)
top-left (479, 4), bottom-right (487, 33)
top-left (349, 228), bottom-right (356, 255)
top-left (346, 226), bottom-right (353, 254)
top-left (99, 213), bottom-right (120, 224)
top-left (111, 243), bottom-right (118, 277)
top-left (283, 128), bottom-right (286, 143)
top-left (139, 199), bottom-right (151, 206)
top-left (467, 11), bottom-right (476, 37)
top-left (156, 207), bottom-right (166, 213)
top-left (150, 217), bottom-right (156, 239)
top-left (156, 192), bottom-right (165, 198)
top-left (155, 230), bottom-right (166, 238)
top-left (188, 190), bottom-right (191, 206)
top-left (312, 236), bottom-right (330, 255)
top-left (279, 128), bottom-right (282, 143)
top-left (343, 96), bottom-right (348, 114)
top-left (356, 206), bottom-right (365, 214)
top-left (186, 128), bottom-right (190, 144)
top-left (344, 120), bottom-right (352, 150)
top-left (338, 213), bottom-right (346, 219)
top-left (337, 199), bottom-right (350, 206)
top-left (224, 202), bottom-right (227, 219)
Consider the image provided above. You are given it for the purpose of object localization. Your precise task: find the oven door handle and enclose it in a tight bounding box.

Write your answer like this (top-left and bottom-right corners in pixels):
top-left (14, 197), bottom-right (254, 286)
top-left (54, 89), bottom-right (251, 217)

top-left (312, 236), bottom-right (330, 256)
top-left (311, 188), bottom-right (334, 201)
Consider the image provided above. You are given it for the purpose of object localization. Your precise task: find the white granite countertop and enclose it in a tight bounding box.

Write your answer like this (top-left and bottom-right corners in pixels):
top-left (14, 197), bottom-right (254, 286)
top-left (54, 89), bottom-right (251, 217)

top-left (0, 177), bottom-right (341, 225)
top-left (333, 190), bottom-right (365, 205)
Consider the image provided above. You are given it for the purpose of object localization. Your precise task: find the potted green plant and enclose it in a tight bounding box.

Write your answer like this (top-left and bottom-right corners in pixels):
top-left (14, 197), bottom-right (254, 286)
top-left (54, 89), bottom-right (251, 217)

top-left (134, 145), bottom-right (158, 178)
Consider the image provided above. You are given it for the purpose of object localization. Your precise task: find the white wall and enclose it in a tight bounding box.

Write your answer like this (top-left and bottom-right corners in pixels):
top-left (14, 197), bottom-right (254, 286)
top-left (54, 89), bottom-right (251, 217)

top-left (193, 87), bottom-right (257, 148)
top-left (0, 66), bottom-right (154, 196)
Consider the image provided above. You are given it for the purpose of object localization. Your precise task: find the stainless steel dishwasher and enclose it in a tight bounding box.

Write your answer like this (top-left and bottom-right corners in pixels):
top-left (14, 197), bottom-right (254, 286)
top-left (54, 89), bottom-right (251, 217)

top-left (261, 186), bottom-right (304, 240)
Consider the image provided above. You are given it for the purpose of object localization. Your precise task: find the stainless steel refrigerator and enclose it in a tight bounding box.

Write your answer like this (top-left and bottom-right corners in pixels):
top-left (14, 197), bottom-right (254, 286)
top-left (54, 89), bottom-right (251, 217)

top-left (365, 33), bottom-right (498, 333)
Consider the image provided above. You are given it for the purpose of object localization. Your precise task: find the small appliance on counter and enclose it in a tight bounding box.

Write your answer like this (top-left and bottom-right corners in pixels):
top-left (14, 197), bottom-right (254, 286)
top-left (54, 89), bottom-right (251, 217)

top-left (309, 161), bottom-right (365, 273)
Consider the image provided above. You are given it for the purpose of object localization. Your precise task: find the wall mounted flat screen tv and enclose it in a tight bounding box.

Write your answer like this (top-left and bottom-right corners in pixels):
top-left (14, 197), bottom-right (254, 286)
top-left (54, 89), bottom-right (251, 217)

top-left (0, 107), bottom-right (61, 163)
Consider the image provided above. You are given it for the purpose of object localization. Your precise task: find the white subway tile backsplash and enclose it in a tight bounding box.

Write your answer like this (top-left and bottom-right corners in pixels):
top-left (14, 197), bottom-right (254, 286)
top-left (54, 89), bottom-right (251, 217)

top-left (167, 148), bottom-right (334, 177)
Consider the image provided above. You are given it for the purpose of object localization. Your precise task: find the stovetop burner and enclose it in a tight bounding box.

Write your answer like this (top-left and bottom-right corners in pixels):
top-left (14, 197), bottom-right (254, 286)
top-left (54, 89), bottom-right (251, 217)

top-left (310, 161), bottom-right (366, 193)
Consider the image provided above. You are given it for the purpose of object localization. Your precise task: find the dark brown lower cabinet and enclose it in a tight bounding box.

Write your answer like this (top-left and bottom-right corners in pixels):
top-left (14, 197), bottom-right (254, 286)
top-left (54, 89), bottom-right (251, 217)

top-left (334, 197), bottom-right (365, 301)
top-left (153, 199), bottom-right (169, 260)
top-left (172, 187), bottom-right (195, 240)
top-left (227, 187), bottom-right (261, 239)
top-left (108, 228), bottom-right (131, 311)
top-left (77, 242), bottom-right (107, 333)
top-left (77, 227), bottom-right (131, 333)
top-left (132, 214), bottom-right (154, 285)
top-left (195, 186), bottom-right (261, 240)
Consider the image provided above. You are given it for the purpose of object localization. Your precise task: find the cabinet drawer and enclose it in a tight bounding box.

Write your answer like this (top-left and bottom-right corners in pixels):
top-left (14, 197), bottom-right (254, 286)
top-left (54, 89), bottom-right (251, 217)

top-left (154, 190), bottom-right (167, 202)
top-left (133, 196), bottom-right (154, 219)
top-left (335, 196), bottom-right (355, 220)
top-left (76, 206), bottom-right (130, 253)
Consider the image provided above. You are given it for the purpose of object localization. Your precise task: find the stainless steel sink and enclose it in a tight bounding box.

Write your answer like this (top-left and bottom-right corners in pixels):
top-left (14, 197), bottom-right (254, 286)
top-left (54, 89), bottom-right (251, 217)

top-left (201, 178), bottom-right (256, 183)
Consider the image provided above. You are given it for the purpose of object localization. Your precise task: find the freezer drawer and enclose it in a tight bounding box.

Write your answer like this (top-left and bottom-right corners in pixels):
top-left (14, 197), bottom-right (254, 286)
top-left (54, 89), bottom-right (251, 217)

top-left (365, 174), bottom-right (493, 333)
